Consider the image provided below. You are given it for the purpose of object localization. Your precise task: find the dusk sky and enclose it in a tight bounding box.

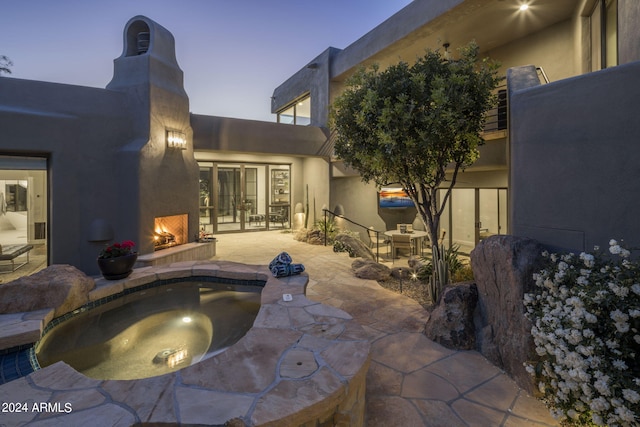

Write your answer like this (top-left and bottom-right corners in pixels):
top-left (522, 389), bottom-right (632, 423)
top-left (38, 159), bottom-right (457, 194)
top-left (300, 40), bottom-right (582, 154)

top-left (3, 0), bottom-right (412, 122)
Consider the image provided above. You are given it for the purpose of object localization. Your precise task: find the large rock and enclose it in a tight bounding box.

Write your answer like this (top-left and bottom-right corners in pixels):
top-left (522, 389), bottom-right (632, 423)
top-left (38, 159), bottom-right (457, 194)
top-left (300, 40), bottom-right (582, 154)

top-left (334, 233), bottom-right (375, 260)
top-left (351, 259), bottom-right (391, 280)
top-left (424, 282), bottom-right (478, 350)
top-left (0, 265), bottom-right (95, 317)
top-left (470, 235), bottom-right (544, 394)
top-left (294, 228), bottom-right (326, 245)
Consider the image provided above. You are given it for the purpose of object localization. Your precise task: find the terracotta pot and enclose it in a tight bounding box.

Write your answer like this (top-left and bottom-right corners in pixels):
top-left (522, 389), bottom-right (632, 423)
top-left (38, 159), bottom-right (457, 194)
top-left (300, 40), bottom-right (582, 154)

top-left (97, 253), bottom-right (138, 280)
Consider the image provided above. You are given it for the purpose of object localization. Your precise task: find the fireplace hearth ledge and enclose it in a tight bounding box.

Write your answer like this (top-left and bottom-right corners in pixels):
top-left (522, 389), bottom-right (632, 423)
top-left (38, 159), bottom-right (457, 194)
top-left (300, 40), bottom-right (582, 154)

top-left (135, 240), bottom-right (216, 268)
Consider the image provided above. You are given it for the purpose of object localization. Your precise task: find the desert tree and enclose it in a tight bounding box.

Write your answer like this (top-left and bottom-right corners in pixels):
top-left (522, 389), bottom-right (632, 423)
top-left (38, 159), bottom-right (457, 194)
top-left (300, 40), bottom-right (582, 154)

top-left (330, 42), bottom-right (502, 263)
top-left (0, 56), bottom-right (12, 75)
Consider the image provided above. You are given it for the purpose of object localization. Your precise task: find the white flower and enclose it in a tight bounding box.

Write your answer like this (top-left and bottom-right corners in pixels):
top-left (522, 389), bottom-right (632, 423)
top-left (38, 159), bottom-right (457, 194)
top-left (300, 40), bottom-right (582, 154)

top-left (611, 309), bottom-right (629, 323)
top-left (538, 381), bottom-right (547, 394)
top-left (584, 312), bottom-right (598, 323)
top-left (622, 389), bottom-right (640, 404)
top-left (567, 409), bottom-right (579, 419)
top-left (528, 239), bottom-right (640, 424)
top-left (591, 413), bottom-right (604, 425)
top-left (580, 252), bottom-right (595, 268)
top-left (590, 397), bottom-right (610, 412)
top-left (594, 376), bottom-right (611, 396)
top-left (615, 406), bottom-right (636, 423)
top-left (606, 339), bottom-right (620, 350)
top-left (612, 359), bottom-right (628, 370)
top-left (608, 282), bottom-right (630, 298)
top-left (615, 321), bottom-right (630, 333)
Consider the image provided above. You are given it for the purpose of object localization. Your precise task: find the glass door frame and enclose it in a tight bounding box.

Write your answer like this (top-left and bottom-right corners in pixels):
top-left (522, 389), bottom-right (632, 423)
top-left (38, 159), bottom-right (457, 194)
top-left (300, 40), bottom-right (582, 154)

top-left (439, 187), bottom-right (508, 254)
top-left (199, 161), bottom-right (291, 234)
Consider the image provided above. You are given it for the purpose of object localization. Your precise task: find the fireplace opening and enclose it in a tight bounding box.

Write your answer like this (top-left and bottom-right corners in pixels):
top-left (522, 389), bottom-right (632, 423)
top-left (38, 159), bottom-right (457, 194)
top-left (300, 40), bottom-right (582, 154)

top-left (154, 214), bottom-right (188, 251)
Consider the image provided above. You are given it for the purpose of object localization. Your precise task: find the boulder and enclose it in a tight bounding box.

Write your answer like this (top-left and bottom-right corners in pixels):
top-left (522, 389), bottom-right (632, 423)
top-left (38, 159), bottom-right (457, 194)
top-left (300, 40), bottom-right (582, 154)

top-left (470, 235), bottom-right (544, 394)
top-left (0, 265), bottom-right (96, 317)
top-left (294, 228), bottom-right (326, 245)
top-left (334, 233), bottom-right (375, 260)
top-left (424, 282), bottom-right (478, 350)
top-left (351, 259), bottom-right (391, 280)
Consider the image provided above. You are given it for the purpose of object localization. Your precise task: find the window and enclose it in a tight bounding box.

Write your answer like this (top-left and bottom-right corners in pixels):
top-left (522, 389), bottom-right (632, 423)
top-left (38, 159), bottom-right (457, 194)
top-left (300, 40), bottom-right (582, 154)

top-left (590, 0), bottom-right (618, 70)
top-left (277, 95), bottom-right (311, 125)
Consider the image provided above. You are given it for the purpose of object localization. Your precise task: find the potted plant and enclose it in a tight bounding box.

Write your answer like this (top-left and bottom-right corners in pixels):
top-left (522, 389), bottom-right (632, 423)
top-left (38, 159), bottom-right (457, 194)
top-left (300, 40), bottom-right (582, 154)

top-left (97, 240), bottom-right (137, 280)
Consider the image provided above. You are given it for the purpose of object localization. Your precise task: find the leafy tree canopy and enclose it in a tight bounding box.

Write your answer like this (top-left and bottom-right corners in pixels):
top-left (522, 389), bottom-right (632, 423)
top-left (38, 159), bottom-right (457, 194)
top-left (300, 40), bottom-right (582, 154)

top-left (0, 56), bottom-right (12, 75)
top-left (330, 42), bottom-right (502, 252)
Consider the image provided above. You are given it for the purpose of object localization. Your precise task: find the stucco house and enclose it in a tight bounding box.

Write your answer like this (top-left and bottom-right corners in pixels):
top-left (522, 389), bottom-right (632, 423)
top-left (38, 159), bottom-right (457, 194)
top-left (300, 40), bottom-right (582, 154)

top-left (271, 0), bottom-right (640, 254)
top-left (0, 0), bottom-right (638, 277)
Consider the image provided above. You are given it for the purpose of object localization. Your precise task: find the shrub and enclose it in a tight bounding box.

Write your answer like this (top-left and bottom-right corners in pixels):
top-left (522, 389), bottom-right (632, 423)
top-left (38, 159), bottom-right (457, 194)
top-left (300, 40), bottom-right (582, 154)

top-left (416, 243), bottom-right (464, 281)
top-left (315, 218), bottom-right (337, 243)
top-left (524, 240), bottom-right (640, 426)
top-left (452, 264), bottom-right (474, 282)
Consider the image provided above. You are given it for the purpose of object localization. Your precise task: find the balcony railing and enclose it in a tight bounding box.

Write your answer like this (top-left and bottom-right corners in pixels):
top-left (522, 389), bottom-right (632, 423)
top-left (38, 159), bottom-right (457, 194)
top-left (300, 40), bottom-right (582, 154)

top-left (483, 87), bottom-right (508, 133)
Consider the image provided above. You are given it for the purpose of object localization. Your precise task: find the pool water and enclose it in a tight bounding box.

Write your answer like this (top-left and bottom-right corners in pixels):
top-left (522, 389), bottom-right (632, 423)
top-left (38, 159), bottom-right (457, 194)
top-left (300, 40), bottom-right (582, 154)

top-left (35, 281), bottom-right (261, 380)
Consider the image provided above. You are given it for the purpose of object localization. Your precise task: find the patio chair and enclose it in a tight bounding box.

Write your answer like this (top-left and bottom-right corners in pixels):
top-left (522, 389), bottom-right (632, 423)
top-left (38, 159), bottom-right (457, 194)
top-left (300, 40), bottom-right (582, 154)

top-left (391, 233), bottom-right (413, 262)
top-left (367, 226), bottom-right (389, 255)
top-left (269, 209), bottom-right (286, 227)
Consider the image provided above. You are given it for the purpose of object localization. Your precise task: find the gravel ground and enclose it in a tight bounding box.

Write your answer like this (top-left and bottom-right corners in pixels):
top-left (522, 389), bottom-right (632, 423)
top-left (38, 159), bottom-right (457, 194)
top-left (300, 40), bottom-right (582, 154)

top-left (377, 277), bottom-right (433, 310)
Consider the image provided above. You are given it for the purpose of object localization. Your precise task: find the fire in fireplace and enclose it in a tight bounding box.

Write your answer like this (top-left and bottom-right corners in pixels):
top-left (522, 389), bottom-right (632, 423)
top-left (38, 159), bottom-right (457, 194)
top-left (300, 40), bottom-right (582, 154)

top-left (154, 214), bottom-right (188, 251)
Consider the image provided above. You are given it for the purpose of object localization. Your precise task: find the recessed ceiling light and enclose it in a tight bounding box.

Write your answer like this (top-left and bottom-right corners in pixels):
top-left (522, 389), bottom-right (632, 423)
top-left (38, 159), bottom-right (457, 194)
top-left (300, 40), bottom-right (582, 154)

top-left (519, 4), bottom-right (529, 11)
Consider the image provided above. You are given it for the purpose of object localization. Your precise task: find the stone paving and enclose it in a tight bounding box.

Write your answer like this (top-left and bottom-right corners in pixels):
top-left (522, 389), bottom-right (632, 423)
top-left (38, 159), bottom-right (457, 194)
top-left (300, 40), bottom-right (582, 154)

top-left (0, 230), bottom-right (560, 426)
top-left (213, 231), bottom-right (559, 426)
top-left (0, 259), bottom-right (370, 426)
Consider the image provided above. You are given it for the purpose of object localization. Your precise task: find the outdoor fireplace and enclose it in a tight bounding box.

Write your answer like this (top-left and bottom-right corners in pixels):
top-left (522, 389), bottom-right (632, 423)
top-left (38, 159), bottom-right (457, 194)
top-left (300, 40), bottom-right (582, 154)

top-left (154, 214), bottom-right (188, 251)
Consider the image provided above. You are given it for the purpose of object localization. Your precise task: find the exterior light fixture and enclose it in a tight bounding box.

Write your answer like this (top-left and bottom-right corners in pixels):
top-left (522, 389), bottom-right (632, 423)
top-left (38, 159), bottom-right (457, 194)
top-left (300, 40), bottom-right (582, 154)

top-left (519, 4), bottom-right (529, 11)
top-left (166, 130), bottom-right (187, 150)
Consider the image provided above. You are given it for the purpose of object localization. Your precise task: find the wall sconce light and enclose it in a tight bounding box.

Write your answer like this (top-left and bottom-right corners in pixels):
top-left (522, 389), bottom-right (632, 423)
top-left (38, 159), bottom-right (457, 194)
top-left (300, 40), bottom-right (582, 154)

top-left (166, 130), bottom-right (187, 150)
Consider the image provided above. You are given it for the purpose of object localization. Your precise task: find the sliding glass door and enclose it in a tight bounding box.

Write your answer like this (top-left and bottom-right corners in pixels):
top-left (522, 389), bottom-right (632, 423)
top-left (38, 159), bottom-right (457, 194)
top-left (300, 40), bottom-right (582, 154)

top-left (198, 162), bottom-right (290, 233)
top-left (438, 188), bottom-right (508, 253)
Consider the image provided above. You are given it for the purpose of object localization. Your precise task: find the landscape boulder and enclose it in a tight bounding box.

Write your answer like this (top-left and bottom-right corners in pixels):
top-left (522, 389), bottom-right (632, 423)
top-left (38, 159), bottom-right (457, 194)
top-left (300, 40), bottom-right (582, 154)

top-left (0, 265), bottom-right (95, 317)
top-left (470, 235), bottom-right (544, 394)
top-left (334, 233), bottom-right (375, 260)
top-left (351, 259), bottom-right (391, 280)
top-left (424, 282), bottom-right (478, 350)
top-left (294, 228), bottom-right (326, 245)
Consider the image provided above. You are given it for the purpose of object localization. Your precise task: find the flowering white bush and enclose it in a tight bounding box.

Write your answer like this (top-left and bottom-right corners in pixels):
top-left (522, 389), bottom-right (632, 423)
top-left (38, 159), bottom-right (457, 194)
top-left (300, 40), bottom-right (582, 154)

top-left (524, 240), bottom-right (640, 426)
